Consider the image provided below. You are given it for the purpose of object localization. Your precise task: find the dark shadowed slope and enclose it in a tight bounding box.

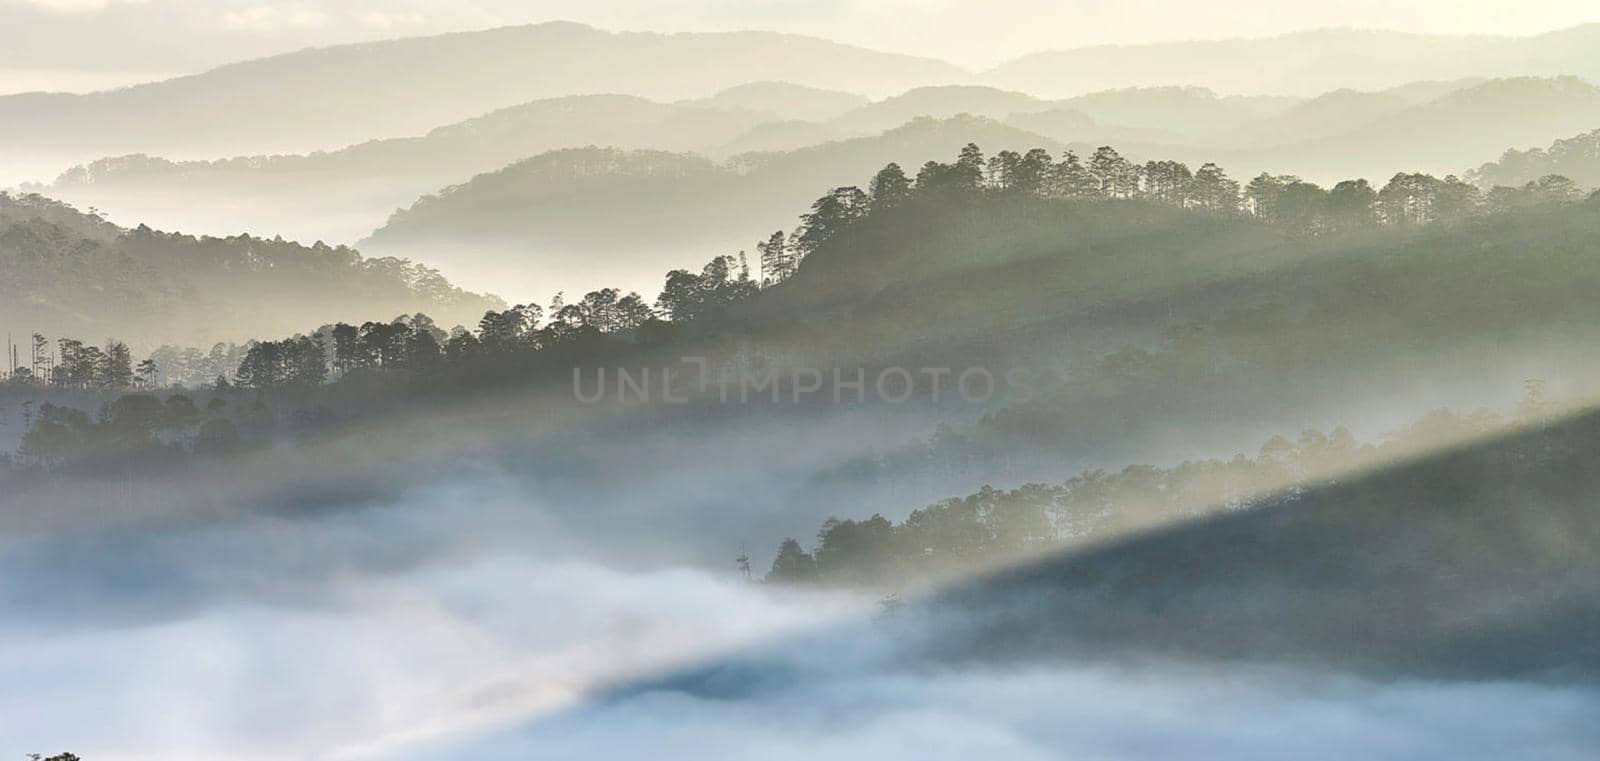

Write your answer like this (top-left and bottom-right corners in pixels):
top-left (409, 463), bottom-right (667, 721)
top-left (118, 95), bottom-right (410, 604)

top-left (506, 408), bottom-right (1600, 761)
top-left (0, 192), bottom-right (499, 347)
top-left (0, 21), bottom-right (967, 184)
top-left (581, 409), bottom-right (1600, 738)
top-left (929, 409), bottom-right (1600, 680)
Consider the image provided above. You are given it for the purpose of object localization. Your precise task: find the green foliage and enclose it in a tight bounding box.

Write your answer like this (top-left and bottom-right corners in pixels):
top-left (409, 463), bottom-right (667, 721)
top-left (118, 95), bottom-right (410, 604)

top-left (768, 406), bottom-right (1510, 589)
top-left (0, 191), bottom-right (500, 346)
top-left (655, 255), bottom-right (757, 322)
top-left (12, 140), bottom-right (1600, 488)
top-left (1470, 127), bottom-right (1600, 189)
top-left (15, 395), bottom-right (213, 472)
top-left (236, 335), bottom-right (329, 389)
top-left (766, 538), bottom-right (817, 584)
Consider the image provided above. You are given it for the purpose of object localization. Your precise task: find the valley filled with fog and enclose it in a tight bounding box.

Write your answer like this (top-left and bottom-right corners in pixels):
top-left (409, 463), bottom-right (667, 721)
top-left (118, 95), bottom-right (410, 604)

top-left (4, 4), bottom-right (1600, 760)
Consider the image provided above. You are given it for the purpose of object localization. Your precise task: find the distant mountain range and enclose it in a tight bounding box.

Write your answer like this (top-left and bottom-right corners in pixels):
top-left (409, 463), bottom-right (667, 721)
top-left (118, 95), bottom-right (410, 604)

top-left (11, 20), bottom-right (1600, 317)
top-left (42, 93), bottom-right (784, 246)
top-left (0, 22), bottom-right (965, 184)
top-left (678, 81), bottom-right (870, 122)
top-left (9, 20), bottom-right (1600, 186)
top-left (356, 116), bottom-right (1066, 300)
top-left (1236, 76), bottom-right (1600, 181)
top-left (986, 25), bottom-right (1600, 97)
top-left (35, 72), bottom-right (1600, 301)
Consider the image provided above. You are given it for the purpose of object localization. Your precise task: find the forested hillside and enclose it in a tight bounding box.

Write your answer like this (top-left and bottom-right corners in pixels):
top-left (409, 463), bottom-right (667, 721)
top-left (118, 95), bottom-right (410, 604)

top-left (35, 75), bottom-right (1596, 281)
top-left (927, 408), bottom-right (1600, 678)
top-left (1242, 76), bottom-right (1600, 181)
top-left (42, 94), bottom-right (775, 246)
top-left (1471, 127), bottom-right (1600, 190)
top-left (11, 11), bottom-right (1600, 760)
top-left (10, 140), bottom-right (1600, 567)
top-left (0, 192), bottom-right (499, 348)
top-left (359, 117), bottom-right (1066, 296)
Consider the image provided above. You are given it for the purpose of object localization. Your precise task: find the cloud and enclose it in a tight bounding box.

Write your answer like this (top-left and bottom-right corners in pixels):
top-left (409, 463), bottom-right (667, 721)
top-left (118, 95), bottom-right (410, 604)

top-left (3, 401), bottom-right (1598, 761)
top-left (0, 551), bottom-right (867, 761)
top-left (16, 0), bottom-right (124, 11)
top-left (0, 475), bottom-right (871, 760)
top-left (357, 10), bottom-right (426, 31)
top-left (221, 5), bottom-right (331, 31)
top-left (5, 473), bottom-right (1597, 761)
top-left (399, 652), bottom-right (1600, 761)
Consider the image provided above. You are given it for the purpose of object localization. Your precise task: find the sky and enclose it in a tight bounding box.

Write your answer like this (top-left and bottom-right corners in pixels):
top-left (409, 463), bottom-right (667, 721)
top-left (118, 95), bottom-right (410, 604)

top-left (3, 0), bottom-right (1600, 93)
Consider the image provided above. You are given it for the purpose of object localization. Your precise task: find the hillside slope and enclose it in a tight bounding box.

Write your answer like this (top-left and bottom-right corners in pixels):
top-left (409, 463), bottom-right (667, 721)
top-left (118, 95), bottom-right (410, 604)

top-left (1246, 76), bottom-right (1600, 181)
top-left (932, 408), bottom-right (1600, 679)
top-left (43, 94), bottom-right (774, 245)
top-left (46, 73), bottom-right (1577, 257)
top-left (985, 25), bottom-right (1600, 97)
top-left (1470, 127), bottom-right (1600, 190)
top-left (359, 116), bottom-right (1065, 299)
top-left (679, 82), bottom-right (869, 122)
top-left (0, 21), bottom-right (966, 184)
top-left (0, 193), bottom-right (499, 347)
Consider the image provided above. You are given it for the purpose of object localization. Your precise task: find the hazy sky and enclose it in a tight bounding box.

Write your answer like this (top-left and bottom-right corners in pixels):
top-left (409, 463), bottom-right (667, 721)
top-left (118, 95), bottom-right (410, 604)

top-left (4, 0), bottom-right (1599, 93)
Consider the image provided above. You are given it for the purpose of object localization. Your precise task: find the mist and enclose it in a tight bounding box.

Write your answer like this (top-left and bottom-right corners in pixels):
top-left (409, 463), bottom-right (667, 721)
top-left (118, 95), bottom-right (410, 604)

top-left (418, 658), bottom-right (1600, 761)
top-left (7, 0), bottom-right (1600, 84)
top-left (6, 472), bottom-right (1597, 759)
top-left (8, 3), bottom-right (1600, 760)
top-left (0, 474), bottom-right (869, 759)
top-left (6, 461), bottom-right (1598, 760)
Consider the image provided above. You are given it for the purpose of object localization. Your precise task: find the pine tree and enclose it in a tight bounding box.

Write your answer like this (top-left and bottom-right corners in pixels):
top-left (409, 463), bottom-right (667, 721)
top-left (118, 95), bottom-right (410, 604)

top-left (766, 538), bottom-right (817, 583)
top-left (101, 340), bottom-right (134, 389)
top-left (757, 230), bottom-right (792, 286)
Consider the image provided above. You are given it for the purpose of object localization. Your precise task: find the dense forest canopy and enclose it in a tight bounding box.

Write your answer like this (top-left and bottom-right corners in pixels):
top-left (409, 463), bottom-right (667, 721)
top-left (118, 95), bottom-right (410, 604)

top-left (0, 192), bottom-right (500, 348)
top-left (357, 116), bottom-right (1067, 296)
top-left (1470, 127), bottom-right (1600, 190)
top-left (762, 400), bottom-right (1541, 589)
top-left (9, 139), bottom-right (1600, 497)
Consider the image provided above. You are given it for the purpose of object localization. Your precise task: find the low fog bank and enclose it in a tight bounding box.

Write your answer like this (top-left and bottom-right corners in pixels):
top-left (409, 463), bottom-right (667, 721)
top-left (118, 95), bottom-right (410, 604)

top-left (0, 483), bottom-right (869, 760)
top-left (0, 467), bottom-right (875, 634)
top-left (7, 401), bottom-right (1600, 759)
top-left (397, 638), bottom-right (1600, 761)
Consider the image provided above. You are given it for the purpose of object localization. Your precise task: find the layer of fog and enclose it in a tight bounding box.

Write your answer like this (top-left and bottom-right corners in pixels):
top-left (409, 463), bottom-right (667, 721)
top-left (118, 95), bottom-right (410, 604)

top-left (7, 470), bottom-right (1599, 761)
top-left (0, 478), bottom-right (870, 761)
top-left (410, 656), bottom-right (1600, 761)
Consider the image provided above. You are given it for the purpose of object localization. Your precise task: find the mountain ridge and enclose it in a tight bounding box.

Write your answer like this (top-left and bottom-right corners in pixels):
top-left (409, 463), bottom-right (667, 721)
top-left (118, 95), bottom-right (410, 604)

top-left (0, 21), bottom-right (968, 185)
top-left (984, 23), bottom-right (1600, 97)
